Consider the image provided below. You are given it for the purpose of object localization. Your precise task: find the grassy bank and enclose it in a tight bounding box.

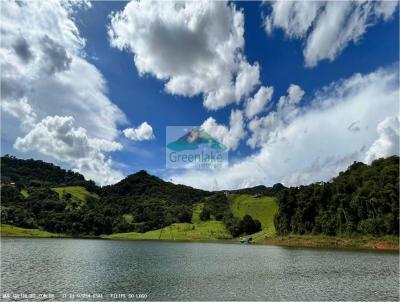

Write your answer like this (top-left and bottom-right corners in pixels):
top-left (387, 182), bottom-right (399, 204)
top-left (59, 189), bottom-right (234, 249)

top-left (2, 224), bottom-right (398, 251)
top-left (103, 221), bottom-right (232, 241)
top-left (260, 234), bottom-right (399, 251)
top-left (1, 224), bottom-right (66, 238)
top-left (103, 203), bottom-right (232, 241)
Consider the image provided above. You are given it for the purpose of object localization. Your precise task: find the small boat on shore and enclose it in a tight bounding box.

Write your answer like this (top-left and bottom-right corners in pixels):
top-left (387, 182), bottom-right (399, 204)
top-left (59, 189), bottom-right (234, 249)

top-left (240, 237), bottom-right (253, 244)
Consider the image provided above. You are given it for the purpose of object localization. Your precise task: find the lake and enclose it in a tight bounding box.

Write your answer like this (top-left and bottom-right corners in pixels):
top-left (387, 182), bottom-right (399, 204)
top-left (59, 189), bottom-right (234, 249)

top-left (1, 238), bottom-right (398, 301)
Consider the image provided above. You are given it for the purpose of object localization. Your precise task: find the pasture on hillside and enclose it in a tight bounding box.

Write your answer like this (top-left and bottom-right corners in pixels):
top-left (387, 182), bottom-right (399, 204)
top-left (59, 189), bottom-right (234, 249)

top-left (229, 194), bottom-right (278, 239)
top-left (104, 203), bottom-right (232, 241)
top-left (52, 186), bottom-right (99, 209)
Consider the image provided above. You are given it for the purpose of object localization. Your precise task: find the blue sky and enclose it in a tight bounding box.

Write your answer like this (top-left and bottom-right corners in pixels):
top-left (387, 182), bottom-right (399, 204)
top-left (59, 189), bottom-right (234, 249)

top-left (1, 1), bottom-right (399, 189)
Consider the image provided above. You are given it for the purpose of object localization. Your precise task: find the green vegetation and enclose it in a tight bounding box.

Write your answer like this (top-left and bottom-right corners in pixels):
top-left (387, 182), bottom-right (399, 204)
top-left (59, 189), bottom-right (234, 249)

top-left (104, 202), bottom-right (232, 241)
top-left (200, 193), bottom-right (262, 237)
top-left (229, 194), bottom-right (278, 237)
top-left (52, 186), bottom-right (99, 209)
top-left (104, 221), bottom-right (232, 241)
top-left (20, 189), bottom-right (29, 198)
top-left (226, 183), bottom-right (286, 196)
top-left (1, 155), bottom-right (398, 250)
top-left (275, 156), bottom-right (399, 237)
top-left (122, 214), bottom-right (134, 224)
top-left (1, 154), bottom-right (98, 192)
top-left (1, 224), bottom-right (65, 238)
top-left (1, 156), bottom-right (209, 236)
top-left (191, 203), bottom-right (204, 224)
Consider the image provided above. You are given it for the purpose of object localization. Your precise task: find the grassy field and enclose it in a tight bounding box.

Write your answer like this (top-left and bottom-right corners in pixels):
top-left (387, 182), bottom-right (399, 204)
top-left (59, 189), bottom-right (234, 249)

top-left (1, 224), bottom-right (65, 238)
top-left (104, 203), bottom-right (232, 241)
top-left (229, 194), bottom-right (278, 239)
top-left (20, 189), bottom-right (29, 198)
top-left (52, 186), bottom-right (99, 209)
top-left (107, 196), bottom-right (279, 242)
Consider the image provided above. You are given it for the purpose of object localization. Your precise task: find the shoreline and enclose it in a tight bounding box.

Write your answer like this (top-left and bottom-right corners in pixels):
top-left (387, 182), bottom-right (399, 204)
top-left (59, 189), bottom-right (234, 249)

top-left (259, 235), bottom-right (399, 251)
top-left (2, 224), bottom-right (398, 251)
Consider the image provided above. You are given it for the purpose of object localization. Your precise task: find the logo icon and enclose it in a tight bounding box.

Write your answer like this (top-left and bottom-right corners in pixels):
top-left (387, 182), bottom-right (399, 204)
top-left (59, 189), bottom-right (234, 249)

top-left (167, 128), bottom-right (227, 151)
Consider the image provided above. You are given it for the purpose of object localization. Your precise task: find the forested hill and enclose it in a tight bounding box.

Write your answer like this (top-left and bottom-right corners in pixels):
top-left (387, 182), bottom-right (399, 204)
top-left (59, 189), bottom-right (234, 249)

top-left (275, 156), bottom-right (399, 236)
top-left (1, 155), bottom-right (98, 192)
top-left (102, 170), bottom-right (209, 203)
top-left (0, 156), bottom-right (210, 235)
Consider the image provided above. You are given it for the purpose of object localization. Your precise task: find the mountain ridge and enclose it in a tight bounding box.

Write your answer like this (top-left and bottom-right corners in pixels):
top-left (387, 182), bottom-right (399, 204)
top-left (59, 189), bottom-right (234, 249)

top-left (1, 155), bottom-right (398, 239)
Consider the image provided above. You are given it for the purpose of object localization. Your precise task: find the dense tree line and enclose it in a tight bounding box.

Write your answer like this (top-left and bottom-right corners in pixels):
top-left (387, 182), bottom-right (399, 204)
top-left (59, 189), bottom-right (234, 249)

top-left (224, 183), bottom-right (286, 196)
top-left (1, 161), bottom-right (210, 235)
top-left (1, 155), bottom-right (98, 193)
top-left (200, 193), bottom-right (261, 236)
top-left (1, 187), bottom-right (199, 235)
top-left (274, 156), bottom-right (399, 236)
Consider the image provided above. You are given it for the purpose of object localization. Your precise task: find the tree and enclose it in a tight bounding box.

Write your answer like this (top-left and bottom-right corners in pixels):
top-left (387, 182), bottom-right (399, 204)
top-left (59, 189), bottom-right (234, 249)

top-left (240, 215), bottom-right (262, 235)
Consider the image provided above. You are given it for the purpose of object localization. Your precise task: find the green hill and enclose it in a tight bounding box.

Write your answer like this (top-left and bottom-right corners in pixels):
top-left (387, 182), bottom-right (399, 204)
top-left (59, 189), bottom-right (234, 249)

top-left (1, 155), bottom-right (98, 192)
top-left (229, 194), bottom-right (278, 238)
top-left (1, 157), bottom-right (211, 236)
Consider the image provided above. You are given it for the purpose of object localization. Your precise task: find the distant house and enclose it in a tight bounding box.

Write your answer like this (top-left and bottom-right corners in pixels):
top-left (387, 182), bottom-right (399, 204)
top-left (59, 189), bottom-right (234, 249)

top-left (0, 182), bottom-right (15, 187)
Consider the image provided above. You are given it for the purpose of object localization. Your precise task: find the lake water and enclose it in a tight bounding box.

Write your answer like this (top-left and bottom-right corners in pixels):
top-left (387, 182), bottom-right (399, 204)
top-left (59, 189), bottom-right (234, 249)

top-left (1, 238), bottom-right (398, 301)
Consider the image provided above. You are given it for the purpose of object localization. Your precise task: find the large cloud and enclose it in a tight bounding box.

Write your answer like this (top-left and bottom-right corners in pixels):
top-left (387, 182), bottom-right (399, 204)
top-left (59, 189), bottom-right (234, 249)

top-left (264, 1), bottom-right (398, 67)
top-left (0, 0), bottom-right (126, 184)
top-left (14, 116), bottom-right (124, 185)
top-left (169, 66), bottom-right (399, 190)
top-left (108, 0), bottom-right (260, 110)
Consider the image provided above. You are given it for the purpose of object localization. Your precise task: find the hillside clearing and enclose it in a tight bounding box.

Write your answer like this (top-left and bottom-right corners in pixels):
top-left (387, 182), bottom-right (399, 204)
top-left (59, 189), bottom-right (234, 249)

top-left (104, 203), bottom-right (232, 241)
top-left (52, 186), bottom-right (99, 209)
top-left (229, 194), bottom-right (278, 239)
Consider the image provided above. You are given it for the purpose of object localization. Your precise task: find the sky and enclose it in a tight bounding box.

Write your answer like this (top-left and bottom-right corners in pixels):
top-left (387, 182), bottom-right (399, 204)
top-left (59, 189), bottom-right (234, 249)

top-left (1, 0), bottom-right (399, 190)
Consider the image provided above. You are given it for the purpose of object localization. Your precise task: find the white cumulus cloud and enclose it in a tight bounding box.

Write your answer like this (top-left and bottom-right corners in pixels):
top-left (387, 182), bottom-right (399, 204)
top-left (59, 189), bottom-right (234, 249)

top-left (264, 1), bottom-right (398, 67)
top-left (201, 110), bottom-right (246, 151)
top-left (123, 122), bottom-right (155, 141)
top-left (169, 66), bottom-right (399, 190)
top-left (365, 116), bottom-right (399, 163)
top-left (1, 97), bottom-right (37, 129)
top-left (247, 84), bottom-right (305, 149)
top-left (244, 86), bottom-right (274, 119)
top-left (14, 116), bottom-right (124, 185)
top-left (108, 0), bottom-right (260, 110)
top-left (0, 0), bottom-right (126, 184)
